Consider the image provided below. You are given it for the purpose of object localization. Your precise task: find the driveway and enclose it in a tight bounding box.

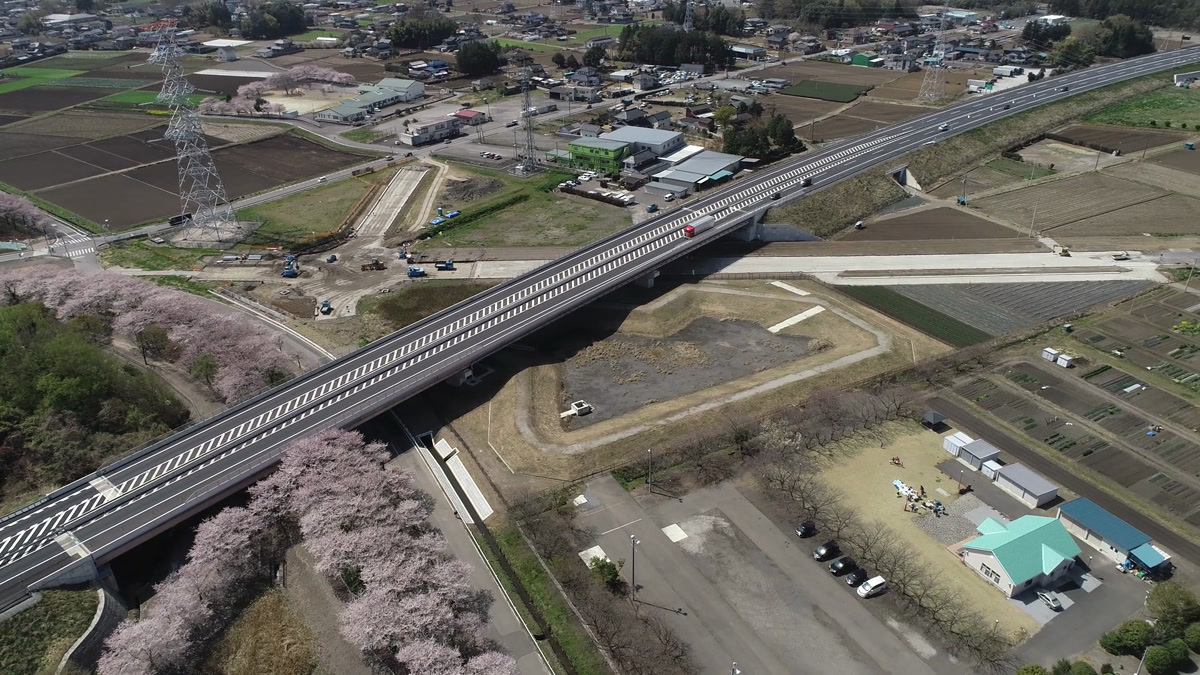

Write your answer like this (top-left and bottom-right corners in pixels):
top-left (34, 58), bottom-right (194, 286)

top-left (577, 476), bottom-right (939, 674)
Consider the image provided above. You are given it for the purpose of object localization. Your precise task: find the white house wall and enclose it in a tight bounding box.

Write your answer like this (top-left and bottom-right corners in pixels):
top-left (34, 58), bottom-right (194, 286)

top-left (962, 549), bottom-right (1012, 596)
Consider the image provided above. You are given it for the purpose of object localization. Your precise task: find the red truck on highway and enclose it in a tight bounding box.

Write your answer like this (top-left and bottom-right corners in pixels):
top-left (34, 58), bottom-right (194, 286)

top-left (683, 216), bottom-right (716, 238)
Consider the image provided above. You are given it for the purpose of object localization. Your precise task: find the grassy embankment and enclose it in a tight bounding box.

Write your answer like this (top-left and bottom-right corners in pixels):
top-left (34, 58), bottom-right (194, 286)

top-left (100, 241), bottom-right (222, 271)
top-left (1082, 86), bottom-right (1200, 129)
top-left (0, 590), bottom-right (98, 675)
top-left (238, 167), bottom-right (399, 249)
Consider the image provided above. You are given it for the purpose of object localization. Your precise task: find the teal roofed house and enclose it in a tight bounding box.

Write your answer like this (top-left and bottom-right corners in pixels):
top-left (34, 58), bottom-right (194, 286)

top-left (960, 516), bottom-right (1081, 597)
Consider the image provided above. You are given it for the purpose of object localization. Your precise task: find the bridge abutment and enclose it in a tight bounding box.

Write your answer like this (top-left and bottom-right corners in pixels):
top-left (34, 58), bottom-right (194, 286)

top-left (634, 270), bottom-right (660, 289)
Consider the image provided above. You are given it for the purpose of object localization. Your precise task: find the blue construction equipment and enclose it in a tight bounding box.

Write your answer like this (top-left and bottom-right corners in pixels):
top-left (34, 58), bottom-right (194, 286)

top-left (407, 267), bottom-right (427, 278)
top-left (282, 255), bottom-right (299, 278)
top-left (319, 300), bottom-right (333, 315)
top-left (434, 259), bottom-right (455, 271)
top-left (326, 254), bottom-right (337, 263)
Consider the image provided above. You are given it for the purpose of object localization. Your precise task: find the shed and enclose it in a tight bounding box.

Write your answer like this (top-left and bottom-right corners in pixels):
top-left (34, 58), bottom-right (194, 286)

top-left (981, 459), bottom-right (1003, 480)
top-left (943, 432), bottom-right (972, 457)
top-left (958, 439), bottom-right (1000, 470)
top-left (1058, 497), bottom-right (1151, 564)
top-left (995, 463), bottom-right (1059, 508)
top-left (1056, 354), bottom-right (1076, 368)
top-left (922, 410), bottom-right (947, 430)
top-left (1041, 347), bottom-right (1060, 362)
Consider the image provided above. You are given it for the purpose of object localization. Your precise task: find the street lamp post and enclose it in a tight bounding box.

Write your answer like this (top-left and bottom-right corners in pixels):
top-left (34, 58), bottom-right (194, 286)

top-left (646, 448), bottom-right (653, 492)
top-left (630, 535), bottom-right (640, 600)
top-left (731, 662), bottom-right (741, 675)
top-left (1134, 646), bottom-right (1150, 675)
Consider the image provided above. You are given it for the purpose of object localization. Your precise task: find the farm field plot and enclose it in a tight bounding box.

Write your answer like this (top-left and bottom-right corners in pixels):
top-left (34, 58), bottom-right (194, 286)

top-left (892, 280), bottom-right (1147, 336)
top-left (839, 206), bottom-right (1015, 241)
top-left (38, 173), bottom-right (181, 227)
top-left (1103, 161), bottom-right (1200, 199)
top-left (835, 285), bottom-right (991, 347)
top-left (1052, 194), bottom-right (1200, 237)
top-left (0, 131), bottom-right (79, 161)
top-left (0, 85), bottom-right (111, 113)
top-left (212, 134), bottom-right (365, 182)
top-left (0, 151), bottom-right (106, 191)
top-left (1054, 124), bottom-right (1186, 153)
top-left (972, 173), bottom-right (1168, 230)
top-left (752, 60), bottom-right (904, 87)
top-left (88, 134), bottom-right (176, 163)
top-left (1154, 149), bottom-right (1200, 176)
top-left (928, 165), bottom-right (1019, 198)
top-left (869, 67), bottom-right (994, 102)
top-left (0, 114), bottom-right (26, 126)
top-left (805, 114), bottom-right (880, 139)
top-left (1076, 363), bottom-right (1200, 432)
top-left (56, 144), bottom-right (140, 172)
top-left (185, 74), bottom-right (262, 97)
top-left (845, 100), bottom-right (927, 123)
top-left (780, 80), bottom-right (872, 103)
top-left (1082, 86), bottom-right (1200, 129)
top-left (764, 96), bottom-right (840, 124)
top-left (5, 111), bottom-right (161, 139)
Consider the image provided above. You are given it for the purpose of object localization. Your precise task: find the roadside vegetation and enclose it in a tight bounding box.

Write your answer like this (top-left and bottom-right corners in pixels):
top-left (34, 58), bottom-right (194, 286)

top-left (986, 157), bottom-right (1056, 180)
top-left (203, 589), bottom-right (318, 675)
top-left (239, 167), bottom-right (397, 250)
top-left (341, 127), bottom-right (392, 144)
top-left (100, 240), bottom-right (222, 271)
top-left (0, 302), bottom-right (189, 508)
top-left (837, 286), bottom-right (993, 347)
top-left (0, 589), bottom-right (98, 675)
top-left (772, 168), bottom-right (907, 238)
top-left (1082, 87), bottom-right (1200, 129)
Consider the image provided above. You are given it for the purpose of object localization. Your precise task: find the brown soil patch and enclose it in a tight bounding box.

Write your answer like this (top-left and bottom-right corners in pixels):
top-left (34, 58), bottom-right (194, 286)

top-left (442, 176), bottom-right (505, 203)
top-left (209, 160), bottom-right (283, 199)
top-left (56, 144), bottom-right (139, 172)
top-left (88, 133), bottom-right (175, 163)
top-left (0, 152), bottom-right (105, 190)
top-left (1055, 123), bottom-right (1187, 154)
top-left (765, 96), bottom-right (842, 124)
top-left (1154, 148), bottom-right (1200, 176)
top-left (0, 114), bottom-right (26, 127)
top-left (0, 86), bottom-right (110, 113)
top-left (37, 173), bottom-right (180, 228)
top-left (848, 100), bottom-right (927, 123)
top-left (212, 134), bottom-right (365, 182)
top-left (1104, 161), bottom-right (1200, 199)
top-left (752, 60), bottom-right (905, 87)
top-left (807, 114), bottom-right (881, 141)
top-left (1050, 194), bottom-right (1200, 236)
top-left (927, 166), bottom-right (1018, 199)
top-left (7, 111), bottom-right (161, 140)
top-left (186, 75), bottom-right (264, 97)
top-left (840, 206), bottom-right (1018, 241)
top-left (0, 131), bottom-right (79, 161)
top-left (869, 67), bottom-right (995, 102)
top-left (972, 173), bottom-right (1169, 231)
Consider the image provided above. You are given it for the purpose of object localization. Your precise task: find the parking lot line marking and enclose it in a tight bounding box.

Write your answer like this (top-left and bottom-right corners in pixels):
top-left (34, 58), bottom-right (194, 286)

top-left (770, 280), bottom-right (810, 296)
top-left (578, 545), bottom-right (609, 565)
top-left (662, 523), bottom-right (687, 542)
top-left (599, 518), bottom-right (641, 535)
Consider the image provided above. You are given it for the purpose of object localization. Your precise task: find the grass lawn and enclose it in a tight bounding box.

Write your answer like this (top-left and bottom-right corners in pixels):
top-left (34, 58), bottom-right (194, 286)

top-left (565, 25), bottom-right (620, 42)
top-left (0, 589), bottom-right (98, 675)
top-left (341, 127), bottom-right (391, 143)
top-left (837, 286), bottom-right (992, 347)
top-left (0, 67), bottom-right (85, 94)
top-left (428, 165), bottom-right (631, 247)
top-left (1082, 86), bottom-right (1200, 128)
top-left (101, 90), bottom-right (206, 105)
top-left (494, 38), bottom-right (564, 53)
top-left (361, 280), bottom-right (497, 331)
top-left (492, 523), bottom-right (611, 675)
top-left (780, 80), bottom-right (872, 103)
top-left (986, 156), bottom-right (1055, 179)
top-left (238, 168), bottom-right (397, 249)
top-left (292, 29), bottom-right (340, 41)
top-left (203, 589), bottom-right (317, 675)
top-left (101, 240), bottom-right (223, 271)
top-left (151, 275), bottom-right (218, 296)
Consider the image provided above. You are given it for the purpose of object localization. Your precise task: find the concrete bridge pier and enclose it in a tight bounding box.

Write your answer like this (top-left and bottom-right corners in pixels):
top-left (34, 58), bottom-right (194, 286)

top-left (446, 367), bottom-right (474, 387)
top-left (730, 217), bottom-right (765, 242)
top-left (634, 270), bottom-right (660, 289)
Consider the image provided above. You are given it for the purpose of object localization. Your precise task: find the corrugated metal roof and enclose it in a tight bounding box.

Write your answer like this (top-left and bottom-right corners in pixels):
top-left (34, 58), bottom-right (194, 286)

top-left (996, 463), bottom-right (1058, 497)
top-left (964, 516), bottom-right (1081, 585)
top-left (600, 126), bottom-right (683, 146)
top-left (961, 439), bottom-right (1000, 460)
top-left (1058, 498), bottom-right (1150, 551)
top-left (570, 137), bottom-right (629, 151)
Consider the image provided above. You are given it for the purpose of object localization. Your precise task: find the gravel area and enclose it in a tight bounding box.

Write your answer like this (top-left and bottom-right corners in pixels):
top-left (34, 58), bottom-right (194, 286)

top-left (912, 493), bottom-right (990, 545)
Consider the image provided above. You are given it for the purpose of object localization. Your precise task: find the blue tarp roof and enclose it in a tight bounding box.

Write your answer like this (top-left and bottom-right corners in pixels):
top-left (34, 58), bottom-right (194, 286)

top-left (1130, 543), bottom-right (1168, 569)
top-left (1059, 498), bottom-right (1150, 551)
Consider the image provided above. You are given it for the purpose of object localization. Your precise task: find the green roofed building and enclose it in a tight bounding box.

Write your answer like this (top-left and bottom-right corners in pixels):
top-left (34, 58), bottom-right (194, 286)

top-left (960, 515), bottom-right (1081, 597)
top-left (568, 137), bottom-right (630, 175)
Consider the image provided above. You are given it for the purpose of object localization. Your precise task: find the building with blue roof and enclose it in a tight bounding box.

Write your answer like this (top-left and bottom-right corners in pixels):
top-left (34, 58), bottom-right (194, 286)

top-left (1057, 498), bottom-right (1171, 571)
top-left (960, 515), bottom-right (1081, 597)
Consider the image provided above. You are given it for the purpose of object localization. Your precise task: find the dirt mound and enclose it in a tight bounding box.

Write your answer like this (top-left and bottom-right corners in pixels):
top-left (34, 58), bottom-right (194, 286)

top-left (443, 176), bottom-right (504, 203)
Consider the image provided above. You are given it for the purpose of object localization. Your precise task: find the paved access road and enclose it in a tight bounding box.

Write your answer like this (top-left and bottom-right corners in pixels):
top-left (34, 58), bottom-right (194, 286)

top-left (0, 48), bottom-right (1197, 613)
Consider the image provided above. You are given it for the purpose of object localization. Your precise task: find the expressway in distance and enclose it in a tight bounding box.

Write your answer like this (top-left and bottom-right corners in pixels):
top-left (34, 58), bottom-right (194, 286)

top-left (0, 47), bottom-right (1197, 613)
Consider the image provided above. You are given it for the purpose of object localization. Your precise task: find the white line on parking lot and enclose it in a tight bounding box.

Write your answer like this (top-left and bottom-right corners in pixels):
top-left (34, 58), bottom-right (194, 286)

top-left (599, 518), bottom-right (642, 535)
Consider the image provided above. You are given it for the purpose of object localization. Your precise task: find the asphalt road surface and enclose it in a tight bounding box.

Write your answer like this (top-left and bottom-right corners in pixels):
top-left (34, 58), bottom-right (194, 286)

top-left (1, 48), bottom-right (1197, 613)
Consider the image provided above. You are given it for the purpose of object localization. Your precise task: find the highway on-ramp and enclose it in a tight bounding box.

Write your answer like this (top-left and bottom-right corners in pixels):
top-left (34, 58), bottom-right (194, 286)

top-left (1, 48), bottom-right (1198, 613)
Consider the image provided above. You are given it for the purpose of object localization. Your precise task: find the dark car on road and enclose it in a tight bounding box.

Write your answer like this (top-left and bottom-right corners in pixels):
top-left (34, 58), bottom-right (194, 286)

top-left (813, 541), bottom-right (840, 561)
top-left (845, 568), bottom-right (869, 587)
top-left (795, 521), bottom-right (816, 538)
top-left (829, 557), bottom-right (857, 576)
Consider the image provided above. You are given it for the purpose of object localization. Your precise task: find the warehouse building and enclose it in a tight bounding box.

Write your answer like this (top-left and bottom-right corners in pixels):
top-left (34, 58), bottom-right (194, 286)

top-left (399, 118), bottom-right (460, 146)
top-left (651, 150), bottom-right (743, 190)
top-left (956, 439), bottom-right (1000, 470)
top-left (568, 137), bottom-right (631, 174)
top-left (994, 463), bottom-right (1060, 508)
top-left (314, 78), bottom-right (425, 124)
top-left (599, 127), bottom-right (685, 158)
top-left (1057, 498), bottom-right (1172, 571)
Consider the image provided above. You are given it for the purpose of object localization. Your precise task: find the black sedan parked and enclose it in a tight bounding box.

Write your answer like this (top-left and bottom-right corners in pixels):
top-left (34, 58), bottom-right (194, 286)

top-left (829, 557), bottom-right (857, 576)
top-left (813, 541), bottom-right (840, 561)
top-left (845, 568), bottom-right (869, 587)
top-left (795, 521), bottom-right (816, 538)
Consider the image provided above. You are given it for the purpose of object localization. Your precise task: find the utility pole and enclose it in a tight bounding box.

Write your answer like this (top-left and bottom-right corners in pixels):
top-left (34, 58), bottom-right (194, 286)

top-left (630, 535), bottom-right (640, 601)
top-left (646, 449), bottom-right (653, 492)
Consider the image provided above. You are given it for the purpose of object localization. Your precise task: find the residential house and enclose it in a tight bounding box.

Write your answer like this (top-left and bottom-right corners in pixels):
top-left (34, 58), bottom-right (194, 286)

top-left (453, 108), bottom-right (489, 126)
top-left (568, 66), bottom-right (604, 87)
top-left (313, 104), bottom-right (369, 124)
top-left (646, 110), bottom-right (673, 128)
top-left (568, 137), bottom-right (631, 174)
top-left (632, 73), bottom-right (660, 90)
top-left (614, 108), bottom-right (647, 125)
top-left (766, 33), bottom-right (790, 50)
top-left (586, 35), bottom-right (617, 49)
top-left (959, 516), bottom-right (1081, 598)
top-left (399, 118), bottom-right (459, 146)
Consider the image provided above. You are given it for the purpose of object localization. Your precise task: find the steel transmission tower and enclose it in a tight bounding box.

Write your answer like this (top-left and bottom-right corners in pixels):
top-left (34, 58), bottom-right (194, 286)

top-left (683, 0), bottom-right (694, 32)
top-left (148, 21), bottom-right (238, 241)
top-left (917, 5), bottom-right (949, 104)
top-left (515, 60), bottom-right (542, 176)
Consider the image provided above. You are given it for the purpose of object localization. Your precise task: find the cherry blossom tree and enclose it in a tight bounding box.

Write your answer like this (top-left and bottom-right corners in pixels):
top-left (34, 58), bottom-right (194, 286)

top-left (0, 192), bottom-right (42, 236)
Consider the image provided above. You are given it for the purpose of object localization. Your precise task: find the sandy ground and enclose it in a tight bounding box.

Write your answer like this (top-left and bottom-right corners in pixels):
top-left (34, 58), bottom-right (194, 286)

top-left (820, 424), bottom-right (1041, 639)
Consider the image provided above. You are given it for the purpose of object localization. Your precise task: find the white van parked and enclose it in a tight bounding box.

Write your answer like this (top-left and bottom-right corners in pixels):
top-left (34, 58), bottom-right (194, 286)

top-left (857, 576), bottom-right (886, 598)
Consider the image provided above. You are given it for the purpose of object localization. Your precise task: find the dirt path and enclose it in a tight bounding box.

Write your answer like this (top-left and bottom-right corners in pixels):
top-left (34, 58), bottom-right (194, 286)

top-left (109, 336), bottom-right (226, 419)
top-left (283, 545), bottom-right (373, 675)
top-left (411, 156), bottom-right (449, 233)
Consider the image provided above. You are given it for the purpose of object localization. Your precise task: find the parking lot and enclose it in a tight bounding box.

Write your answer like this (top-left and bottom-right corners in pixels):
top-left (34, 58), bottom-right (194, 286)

top-left (575, 476), bottom-right (945, 674)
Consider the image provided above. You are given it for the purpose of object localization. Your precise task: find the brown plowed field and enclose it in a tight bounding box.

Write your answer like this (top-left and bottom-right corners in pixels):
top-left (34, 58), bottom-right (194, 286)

top-left (0, 86), bottom-right (110, 113)
top-left (751, 60), bottom-right (904, 87)
top-left (38, 173), bottom-right (180, 227)
top-left (928, 166), bottom-right (1018, 199)
top-left (973, 173), bottom-right (1168, 231)
top-left (1054, 124), bottom-right (1187, 153)
top-left (0, 152), bottom-right (105, 191)
top-left (88, 134), bottom-right (176, 163)
top-left (1154, 148), bottom-right (1200, 175)
top-left (869, 67), bottom-right (994, 102)
top-left (0, 131), bottom-right (79, 161)
top-left (1051, 194), bottom-right (1200, 236)
top-left (1104, 161), bottom-right (1200, 199)
top-left (186, 75), bottom-right (262, 96)
top-left (210, 161), bottom-right (281, 199)
top-left (7, 111), bottom-right (160, 139)
top-left (212, 134), bottom-right (363, 182)
top-left (56, 145), bottom-right (140, 171)
top-left (839, 206), bottom-right (1017, 240)
top-left (806, 115), bottom-right (880, 140)
top-left (847, 100), bottom-right (927, 123)
top-left (767, 96), bottom-right (841, 124)
top-left (0, 115), bottom-right (25, 127)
